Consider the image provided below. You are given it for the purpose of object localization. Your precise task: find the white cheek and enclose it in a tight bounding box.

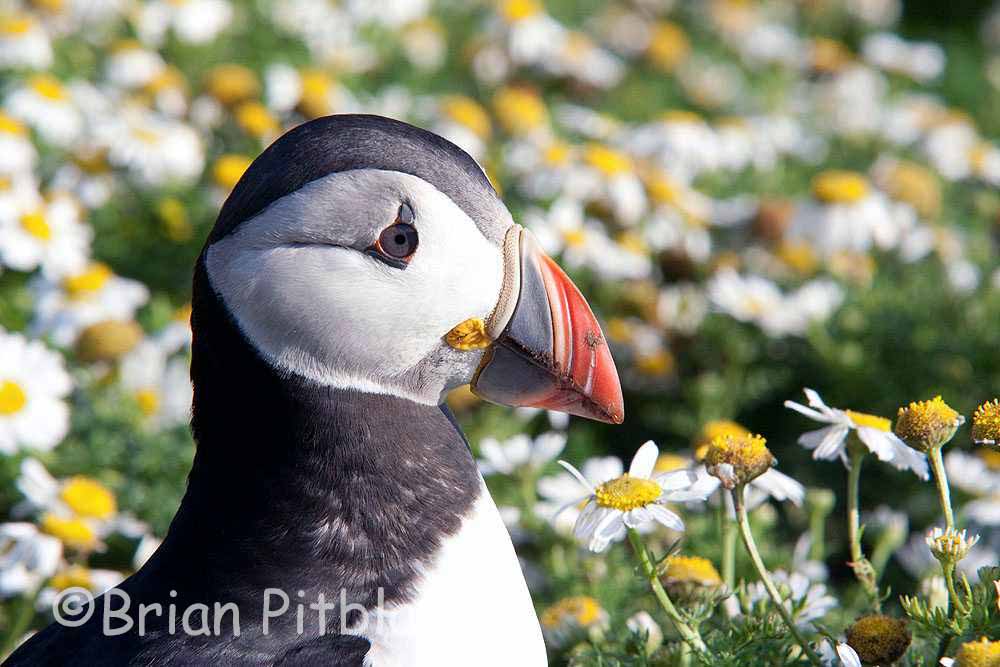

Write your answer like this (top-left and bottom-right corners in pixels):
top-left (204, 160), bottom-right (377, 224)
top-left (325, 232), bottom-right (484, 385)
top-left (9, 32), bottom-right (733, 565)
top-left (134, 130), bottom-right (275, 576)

top-left (206, 170), bottom-right (505, 402)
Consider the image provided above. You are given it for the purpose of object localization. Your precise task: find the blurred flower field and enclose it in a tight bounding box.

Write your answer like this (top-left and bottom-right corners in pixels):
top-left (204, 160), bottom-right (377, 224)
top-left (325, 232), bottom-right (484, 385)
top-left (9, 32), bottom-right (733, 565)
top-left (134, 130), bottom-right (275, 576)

top-left (1, 0), bottom-right (1000, 663)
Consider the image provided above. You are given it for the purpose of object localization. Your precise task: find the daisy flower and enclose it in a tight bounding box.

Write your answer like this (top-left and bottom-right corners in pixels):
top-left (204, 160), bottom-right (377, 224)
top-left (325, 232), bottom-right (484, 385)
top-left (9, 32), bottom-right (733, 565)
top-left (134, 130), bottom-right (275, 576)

top-left (535, 455), bottom-right (622, 534)
top-left (0, 193), bottom-right (91, 278)
top-left (0, 113), bottom-right (38, 176)
top-left (0, 329), bottom-right (72, 454)
top-left (119, 339), bottom-right (192, 429)
top-left (559, 441), bottom-right (710, 552)
top-left (36, 565), bottom-right (124, 613)
top-left (477, 432), bottom-right (566, 477)
top-left (539, 595), bottom-right (608, 649)
top-left (134, 0), bottom-right (233, 46)
top-left (4, 75), bottom-right (83, 148)
top-left (31, 262), bottom-right (149, 347)
top-left (95, 108), bottom-right (204, 187)
top-left (787, 170), bottom-right (916, 258)
top-left (0, 13), bottom-right (53, 70)
top-left (0, 522), bottom-right (62, 598)
top-left (784, 388), bottom-right (929, 478)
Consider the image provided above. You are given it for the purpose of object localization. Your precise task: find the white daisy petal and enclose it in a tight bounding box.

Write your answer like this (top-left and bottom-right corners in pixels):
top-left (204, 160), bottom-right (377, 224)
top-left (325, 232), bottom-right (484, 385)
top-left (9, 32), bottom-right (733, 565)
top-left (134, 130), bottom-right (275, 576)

top-left (812, 425), bottom-right (850, 460)
top-left (558, 460), bottom-right (596, 493)
top-left (647, 503), bottom-right (685, 532)
top-left (628, 440), bottom-right (659, 479)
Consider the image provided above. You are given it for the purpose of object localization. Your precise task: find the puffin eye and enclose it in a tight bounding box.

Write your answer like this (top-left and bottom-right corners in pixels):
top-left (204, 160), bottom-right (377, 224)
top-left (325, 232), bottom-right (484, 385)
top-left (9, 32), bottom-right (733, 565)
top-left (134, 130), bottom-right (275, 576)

top-left (377, 223), bottom-right (418, 259)
top-left (368, 204), bottom-right (418, 267)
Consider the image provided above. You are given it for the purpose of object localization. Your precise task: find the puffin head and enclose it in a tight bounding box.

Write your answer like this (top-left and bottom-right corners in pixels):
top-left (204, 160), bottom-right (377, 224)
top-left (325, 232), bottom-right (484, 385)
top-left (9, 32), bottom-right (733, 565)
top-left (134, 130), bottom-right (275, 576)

top-left (199, 114), bottom-right (623, 423)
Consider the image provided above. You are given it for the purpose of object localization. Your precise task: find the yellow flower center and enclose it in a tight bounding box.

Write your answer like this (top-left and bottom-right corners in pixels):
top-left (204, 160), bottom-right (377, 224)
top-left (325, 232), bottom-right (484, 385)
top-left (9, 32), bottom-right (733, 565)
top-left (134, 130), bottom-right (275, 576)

top-left (0, 13), bottom-right (33, 35)
top-left (594, 474), bottom-right (661, 511)
top-left (204, 63), bottom-right (260, 106)
top-left (776, 241), bottom-right (819, 276)
top-left (30, 75), bottom-right (67, 102)
top-left (49, 565), bottom-right (93, 591)
top-left (212, 154), bottom-right (253, 190)
top-left (493, 87), bottom-right (547, 135)
top-left (662, 555), bottom-right (722, 586)
top-left (19, 210), bottom-right (52, 241)
top-left (146, 66), bottom-right (185, 95)
top-left (540, 596), bottom-right (603, 629)
top-left (654, 453), bottom-right (689, 473)
top-left (61, 477), bottom-right (117, 519)
top-left (812, 170), bottom-right (870, 204)
top-left (811, 37), bottom-right (852, 74)
top-left (895, 395), bottom-right (962, 452)
top-left (585, 144), bottom-right (631, 176)
top-left (694, 420), bottom-right (750, 460)
top-left (645, 171), bottom-right (682, 206)
top-left (174, 303), bottom-right (192, 323)
top-left (954, 637), bottom-right (1000, 667)
top-left (0, 380), bottom-right (27, 416)
top-left (660, 109), bottom-right (703, 124)
top-left (543, 142), bottom-right (570, 166)
top-left (845, 410), bottom-right (892, 432)
top-left (845, 615), bottom-right (912, 666)
top-left (883, 161), bottom-right (940, 218)
top-left (704, 433), bottom-right (774, 483)
top-left (441, 96), bottom-right (491, 139)
top-left (561, 228), bottom-right (587, 248)
top-left (299, 69), bottom-right (333, 118)
top-left (63, 263), bottom-right (112, 298)
top-left (235, 101), bottom-right (279, 138)
top-left (636, 350), bottom-right (674, 377)
top-left (606, 318), bottom-right (633, 343)
top-left (41, 513), bottom-right (97, 549)
top-left (157, 197), bottom-right (192, 243)
top-left (500, 0), bottom-right (542, 22)
top-left (646, 21), bottom-right (690, 71)
top-left (132, 127), bottom-right (161, 145)
top-left (972, 399), bottom-right (1000, 444)
top-left (135, 388), bottom-right (160, 417)
top-left (0, 112), bottom-right (26, 135)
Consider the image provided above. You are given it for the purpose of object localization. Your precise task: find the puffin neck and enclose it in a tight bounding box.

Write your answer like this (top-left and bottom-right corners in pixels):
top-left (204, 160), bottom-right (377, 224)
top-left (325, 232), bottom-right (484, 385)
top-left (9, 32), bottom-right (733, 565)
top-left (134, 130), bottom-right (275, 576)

top-left (149, 260), bottom-right (481, 603)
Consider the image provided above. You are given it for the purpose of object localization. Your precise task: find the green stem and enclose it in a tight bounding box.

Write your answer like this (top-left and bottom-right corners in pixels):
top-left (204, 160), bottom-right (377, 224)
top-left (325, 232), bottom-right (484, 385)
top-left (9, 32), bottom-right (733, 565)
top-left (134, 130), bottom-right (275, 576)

top-left (846, 448), bottom-right (864, 567)
top-left (732, 488), bottom-right (822, 667)
top-left (928, 447), bottom-right (956, 531)
top-left (626, 528), bottom-right (709, 657)
top-left (808, 501), bottom-right (827, 563)
top-left (847, 447), bottom-right (881, 611)
top-left (1, 586), bottom-right (39, 658)
top-left (942, 564), bottom-right (969, 616)
top-left (718, 492), bottom-right (736, 589)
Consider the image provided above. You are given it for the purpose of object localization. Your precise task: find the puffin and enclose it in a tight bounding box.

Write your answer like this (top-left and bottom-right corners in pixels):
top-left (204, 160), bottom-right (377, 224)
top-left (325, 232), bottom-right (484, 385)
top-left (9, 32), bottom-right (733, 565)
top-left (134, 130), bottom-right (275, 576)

top-left (7, 114), bottom-right (623, 666)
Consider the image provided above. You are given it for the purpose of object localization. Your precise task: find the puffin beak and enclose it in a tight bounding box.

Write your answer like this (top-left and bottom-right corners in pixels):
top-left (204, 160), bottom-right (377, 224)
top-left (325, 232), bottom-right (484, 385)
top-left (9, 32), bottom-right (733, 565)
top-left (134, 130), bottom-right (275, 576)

top-left (470, 226), bottom-right (624, 424)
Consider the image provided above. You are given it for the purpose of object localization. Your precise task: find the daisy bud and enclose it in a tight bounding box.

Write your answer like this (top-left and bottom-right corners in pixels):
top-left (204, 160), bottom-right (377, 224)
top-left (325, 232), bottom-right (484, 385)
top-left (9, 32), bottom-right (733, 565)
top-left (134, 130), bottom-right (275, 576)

top-left (951, 637), bottom-right (1000, 667)
top-left (540, 596), bottom-right (608, 649)
top-left (704, 433), bottom-right (775, 489)
top-left (971, 399), bottom-right (1000, 446)
top-left (925, 527), bottom-right (980, 568)
top-left (660, 554), bottom-right (723, 601)
top-left (693, 419), bottom-right (751, 461)
top-left (75, 320), bottom-right (143, 363)
top-left (625, 611), bottom-right (662, 657)
top-left (844, 615), bottom-right (911, 666)
top-left (894, 395), bottom-right (964, 453)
